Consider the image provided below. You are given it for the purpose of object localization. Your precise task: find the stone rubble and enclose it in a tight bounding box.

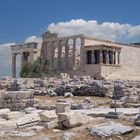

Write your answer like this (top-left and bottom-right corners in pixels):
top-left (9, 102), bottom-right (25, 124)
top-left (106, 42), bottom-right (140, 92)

top-left (57, 112), bottom-right (93, 129)
top-left (88, 121), bottom-right (133, 137)
top-left (0, 77), bottom-right (140, 139)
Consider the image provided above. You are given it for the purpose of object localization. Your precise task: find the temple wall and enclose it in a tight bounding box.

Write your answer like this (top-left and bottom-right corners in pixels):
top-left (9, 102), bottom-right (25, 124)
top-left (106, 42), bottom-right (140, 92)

top-left (102, 45), bottom-right (140, 80)
top-left (34, 41), bottom-right (42, 61)
top-left (118, 45), bottom-right (140, 79)
top-left (54, 56), bottom-right (73, 71)
top-left (84, 38), bottom-right (140, 80)
top-left (84, 64), bottom-right (101, 78)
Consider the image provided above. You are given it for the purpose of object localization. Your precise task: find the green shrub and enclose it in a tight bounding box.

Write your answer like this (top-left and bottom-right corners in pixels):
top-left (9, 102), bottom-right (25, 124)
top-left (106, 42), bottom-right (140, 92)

top-left (20, 57), bottom-right (52, 78)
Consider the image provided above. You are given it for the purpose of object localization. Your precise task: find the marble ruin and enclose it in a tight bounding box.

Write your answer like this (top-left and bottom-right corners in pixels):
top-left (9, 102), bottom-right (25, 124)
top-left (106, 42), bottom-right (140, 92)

top-left (10, 31), bottom-right (140, 80)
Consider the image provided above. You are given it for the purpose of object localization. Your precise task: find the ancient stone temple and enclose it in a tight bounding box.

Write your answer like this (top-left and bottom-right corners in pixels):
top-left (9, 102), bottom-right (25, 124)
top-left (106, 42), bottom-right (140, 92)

top-left (10, 42), bottom-right (42, 78)
top-left (10, 31), bottom-right (140, 80)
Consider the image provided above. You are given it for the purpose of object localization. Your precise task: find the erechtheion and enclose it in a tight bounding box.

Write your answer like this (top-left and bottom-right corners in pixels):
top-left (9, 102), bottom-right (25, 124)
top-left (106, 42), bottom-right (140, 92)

top-left (10, 31), bottom-right (140, 80)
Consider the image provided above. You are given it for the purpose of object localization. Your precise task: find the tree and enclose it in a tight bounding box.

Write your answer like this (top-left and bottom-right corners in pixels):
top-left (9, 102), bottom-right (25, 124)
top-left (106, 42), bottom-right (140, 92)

top-left (20, 57), bottom-right (52, 78)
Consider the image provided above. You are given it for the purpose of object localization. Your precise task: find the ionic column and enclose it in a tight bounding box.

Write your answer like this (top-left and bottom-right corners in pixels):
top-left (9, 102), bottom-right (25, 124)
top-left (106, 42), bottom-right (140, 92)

top-left (12, 54), bottom-right (16, 78)
top-left (58, 40), bottom-right (62, 70)
top-left (72, 38), bottom-right (76, 67)
top-left (99, 50), bottom-right (103, 64)
top-left (65, 39), bottom-right (69, 70)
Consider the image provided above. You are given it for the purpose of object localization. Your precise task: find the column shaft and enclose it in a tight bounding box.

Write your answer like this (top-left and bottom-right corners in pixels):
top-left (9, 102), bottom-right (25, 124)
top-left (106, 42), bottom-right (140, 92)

top-left (58, 40), bottom-right (62, 70)
top-left (29, 51), bottom-right (34, 62)
top-left (49, 41), bottom-right (54, 69)
top-left (12, 54), bottom-right (16, 78)
top-left (105, 51), bottom-right (108, 64)
top-left (92, 50), bottom-right (95, 64)
top-left (114, 51), bottom-right (117, 65)
top-left (99, 50), bottom-right (103, 64)
top-left (72, 38), bottom-right (76, 67)
top-left (112, 51), bottom-right (115, 64)
top-left (80, 37), bottom-right (85, 71)
top-left (21, 53), bottom-right (24, 68)
top-left (65, 39), bottom-right (69, 70)
top-left (118, 52), bottom-right (120, 65)
top-left (51, 42), bottom-right (55, 69)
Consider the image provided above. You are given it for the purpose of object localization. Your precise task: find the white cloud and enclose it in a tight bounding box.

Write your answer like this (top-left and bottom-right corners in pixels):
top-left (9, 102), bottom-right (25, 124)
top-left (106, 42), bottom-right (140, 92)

top-left (0, 43), bottom-right (15, 77)
top-left (0, 35), bottom-right (42, 77)
top-left (1, 19), bottom-right (140, 77)
top-left (48, 19), bottom-right (140, 42)
top-left (24, 35), bottom-right (42, 43)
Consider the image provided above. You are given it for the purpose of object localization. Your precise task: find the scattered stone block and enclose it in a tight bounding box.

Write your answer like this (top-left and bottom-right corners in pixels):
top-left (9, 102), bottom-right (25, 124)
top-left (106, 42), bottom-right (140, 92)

top-left (56, 103), bottom-right (70, 114)
top-left (110, 101), bottom-right (124, 108)
top-left (8, 131), bottom-right (36, 137)
top-left (83, 97), bottom-right (91, 103)
top-left (57, 112), bottom-right (93, 129)
top-left (39, 120), bottom-right (58, 129)
top-left (64, 92), bottom-right (73, 98)
top-left (7, 111), bottom-right (25, 120)
top-left (0, 108), bottom-right (10, 115)
top-left (89, 122), bottom-right (133, 137)
top-left (16, 113), bottom-right (41, 128)
top-left (134, 115), bottom-right (140, 126)
top-left (50, 92), bottom-right (57, 97)
top-left (105, 112), bottom-right (119, 119)
top-left (24, 107), bottom-right (37, 114)
top-left (121, 96), bottom-right (138, 103)
top-left (0, 120), bottom-right (17, 132)
top-left (39, 111), bottom-right (57, 122)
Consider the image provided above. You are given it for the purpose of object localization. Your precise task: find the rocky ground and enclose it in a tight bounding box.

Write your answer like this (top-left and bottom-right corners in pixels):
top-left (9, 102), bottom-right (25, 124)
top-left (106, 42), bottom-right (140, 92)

top-left (0, 76), bottom-right (140, 140)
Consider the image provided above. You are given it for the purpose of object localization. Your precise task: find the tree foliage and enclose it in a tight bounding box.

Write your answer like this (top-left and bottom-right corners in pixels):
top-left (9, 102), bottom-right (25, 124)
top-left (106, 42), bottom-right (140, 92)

top-left (20, 57), bottom-right (52, 78)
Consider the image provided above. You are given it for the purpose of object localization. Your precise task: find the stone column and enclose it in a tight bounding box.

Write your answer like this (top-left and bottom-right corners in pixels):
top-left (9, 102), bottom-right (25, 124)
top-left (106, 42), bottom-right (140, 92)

top-left (65, 39), bottom-right (69, 70)
top-left (80, 37), bottom-right (85, 71)
top-left (108, 51), bottom-right (113, 64)
top-left (112, 51), bottom-right (115, 64)
top-left (29, 51), bottom-right (34, 62)
top-left (48, 41), bottom-right (54, 69)
top-left (24, 53), bottom-right (29, 62)
top-left (51, 41), bottom-right (55, 69)
top-left (21, 52), bottom-right (24, 68)
top-left (42, 42), bottom-right (48, 61)
top-left (58, 40), bottom-right (62, 70)
top-left (114, 51), bottom-right (118, 65)
top-left (12, 54), bottom-right (16, 78)
top-left (92, 50), bottom-right (95, 64)
top-left (105, 50), bottom-right (109, 64)
top-left (117, 51), bottom-right (120, 65)
top-left (72, 38), bottom-right (76, 67)
top-left (99, 50), bottom-right (103, 64)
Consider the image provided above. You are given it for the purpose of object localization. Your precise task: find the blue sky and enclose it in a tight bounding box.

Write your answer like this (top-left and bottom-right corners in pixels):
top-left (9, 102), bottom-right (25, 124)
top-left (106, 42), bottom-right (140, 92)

top-left (0, 0), bottom-right (140, 76)
top-left (0, 0), bottom-right (140, 43)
